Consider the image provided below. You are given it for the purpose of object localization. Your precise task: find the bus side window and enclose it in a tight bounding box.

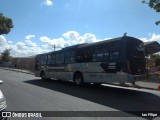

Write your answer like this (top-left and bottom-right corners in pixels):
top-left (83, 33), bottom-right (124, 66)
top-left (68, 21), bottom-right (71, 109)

top-left (47, 54), bottom-right (52, 64)
top-left (93, 54), bottom-right (96, 62)
top-left (35, 58), bottom-right (40, 70)
top-left (103, 52), bottom-right (109, 61)
top-left (93, 52), bottom-right (108, 62)
top-left (51, 55), bottom-right (55, 64)
top-left (96, 53), bottom-right (103, 61)
top-left (56, 53), bottom-right (64, 64)
top-left (60, 53), bottom-right (64, 63)
top-left (65, 51), bottom-right (76, 63)
top-left (56, 53), bottom-right (60, 64)
top-left (65, 51), bottom-right (70, 64)
top-left (110, 51), bottom-right (119, 61)
top-left (36, 59), bottom-right (40, 64)
top-left (70, 51), bottom-right (76, 63)
top-left (41, 55), bottom-right (47, 65)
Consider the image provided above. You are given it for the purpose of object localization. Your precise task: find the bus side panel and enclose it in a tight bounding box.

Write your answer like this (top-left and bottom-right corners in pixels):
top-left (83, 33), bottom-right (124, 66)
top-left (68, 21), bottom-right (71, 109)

top-left (45, 71), bottom-right (74, 81)
top-left (83, 72), bottom-right (129, 83)
top-left (67, 63), bottom-right (105, 73)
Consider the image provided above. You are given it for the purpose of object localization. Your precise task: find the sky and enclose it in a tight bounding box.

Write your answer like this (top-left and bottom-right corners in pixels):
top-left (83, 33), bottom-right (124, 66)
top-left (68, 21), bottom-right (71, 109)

top-left (0, 0), bottom-right (160, 57)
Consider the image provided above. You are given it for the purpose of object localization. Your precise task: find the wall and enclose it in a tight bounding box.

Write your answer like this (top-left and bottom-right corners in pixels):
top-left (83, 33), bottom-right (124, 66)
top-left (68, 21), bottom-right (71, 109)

top-left (11, 57), bottom-right (35, 72)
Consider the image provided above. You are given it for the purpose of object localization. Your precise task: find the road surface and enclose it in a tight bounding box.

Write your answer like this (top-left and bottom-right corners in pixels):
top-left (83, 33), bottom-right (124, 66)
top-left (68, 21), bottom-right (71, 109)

top-left (0, 69), bottom-right (160, 120)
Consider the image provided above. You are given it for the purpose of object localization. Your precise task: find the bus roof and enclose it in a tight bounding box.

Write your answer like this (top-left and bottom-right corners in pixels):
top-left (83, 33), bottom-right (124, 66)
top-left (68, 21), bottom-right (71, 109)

top-left (36, 43), bottom-right (87, 56)
top-left (78, 37), bottom-right (123, 48)
top-left (62, 43), bottom-right (87, 50)
top-left (36, 36), bottom-right (142, 56)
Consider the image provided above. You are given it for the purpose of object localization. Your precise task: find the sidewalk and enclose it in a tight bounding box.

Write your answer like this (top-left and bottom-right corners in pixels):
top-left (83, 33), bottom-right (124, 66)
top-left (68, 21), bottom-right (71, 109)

top-left (0, 67), bottom-right (35, 75)
top-left (0, 67), bottom-right (159, 90)
top-left (135, 81), bottom-right (159, 90)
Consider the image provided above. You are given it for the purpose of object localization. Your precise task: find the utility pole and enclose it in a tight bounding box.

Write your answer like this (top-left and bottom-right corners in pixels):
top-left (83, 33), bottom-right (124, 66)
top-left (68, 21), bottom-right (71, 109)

top-left (54, 44), bottom-right (55, 51)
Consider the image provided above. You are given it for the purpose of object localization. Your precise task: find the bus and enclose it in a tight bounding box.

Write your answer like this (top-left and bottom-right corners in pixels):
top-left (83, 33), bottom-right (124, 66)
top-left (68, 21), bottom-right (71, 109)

top-left (35, 35), bottom-right (146, 86)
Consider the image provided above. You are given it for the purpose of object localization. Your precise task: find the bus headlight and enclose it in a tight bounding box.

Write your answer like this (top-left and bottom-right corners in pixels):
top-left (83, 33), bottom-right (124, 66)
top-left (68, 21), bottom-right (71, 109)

top-left (0, 90), bottom-right (7, 110)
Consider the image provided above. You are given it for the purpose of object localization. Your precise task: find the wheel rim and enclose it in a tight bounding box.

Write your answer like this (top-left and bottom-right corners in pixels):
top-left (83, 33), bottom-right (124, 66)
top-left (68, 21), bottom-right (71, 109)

top-left (42, 73), bottom-right (45, 79)
top-left (75, 76), bottom-right (81, 85)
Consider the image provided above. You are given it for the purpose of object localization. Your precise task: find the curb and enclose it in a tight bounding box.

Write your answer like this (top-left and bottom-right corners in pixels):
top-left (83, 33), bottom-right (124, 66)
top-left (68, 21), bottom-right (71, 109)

top-left (0, 68), bottom-right (35, 75)
top-left (105, 83), bottom-right (159, 91)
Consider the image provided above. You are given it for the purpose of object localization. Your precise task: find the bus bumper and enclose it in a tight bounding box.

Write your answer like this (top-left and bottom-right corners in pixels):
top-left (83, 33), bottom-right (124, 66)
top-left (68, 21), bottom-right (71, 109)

top-left (132, 74), bottom-right (146, 81)
top-left (127, 74), bottom-right (136, 83)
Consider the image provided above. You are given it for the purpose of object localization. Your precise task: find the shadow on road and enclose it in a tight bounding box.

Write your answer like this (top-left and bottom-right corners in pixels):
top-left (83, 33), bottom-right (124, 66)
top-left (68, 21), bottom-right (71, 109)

top-left (24, 79), bottom-right (160, 118)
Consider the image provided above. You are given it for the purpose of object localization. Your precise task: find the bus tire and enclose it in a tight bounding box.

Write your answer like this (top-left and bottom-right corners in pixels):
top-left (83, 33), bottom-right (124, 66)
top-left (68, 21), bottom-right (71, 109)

top-left (132, 81), bottom-right (135, 85)
top-left (41, 72), bottom-right (46, 80)
top-left (73, 72), bottom-right (84, 86)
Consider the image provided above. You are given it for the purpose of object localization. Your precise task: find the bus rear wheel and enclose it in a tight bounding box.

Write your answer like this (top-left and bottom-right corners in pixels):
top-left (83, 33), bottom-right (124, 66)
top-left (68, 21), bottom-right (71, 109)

top-left (74, 73), bottom-right (84, 86)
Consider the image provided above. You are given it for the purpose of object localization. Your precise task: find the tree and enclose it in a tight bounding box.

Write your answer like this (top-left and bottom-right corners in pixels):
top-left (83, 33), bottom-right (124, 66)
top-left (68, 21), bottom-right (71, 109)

top-left (0, 13), bottom-right (13, 35)
top-left (150, 54), bottom-right (160, 66)
top-left (1, 49), bottom-right (11, 62)
top-left (142, 0), bottom-right (160, 25)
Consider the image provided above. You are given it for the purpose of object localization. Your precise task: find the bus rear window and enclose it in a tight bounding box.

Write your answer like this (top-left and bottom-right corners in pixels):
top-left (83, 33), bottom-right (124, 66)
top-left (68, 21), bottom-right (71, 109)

top-left (127, 39), bottom-right (145, 57)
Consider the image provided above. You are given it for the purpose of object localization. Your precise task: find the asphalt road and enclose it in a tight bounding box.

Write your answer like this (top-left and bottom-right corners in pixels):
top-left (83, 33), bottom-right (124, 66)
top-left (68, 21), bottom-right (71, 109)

top-left (0, 69), bottom-right (160, 120)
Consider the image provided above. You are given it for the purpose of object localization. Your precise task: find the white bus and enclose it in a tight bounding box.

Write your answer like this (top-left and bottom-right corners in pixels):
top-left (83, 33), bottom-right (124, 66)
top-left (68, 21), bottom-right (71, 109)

top-left (35, 36), bottom-right (146, 86)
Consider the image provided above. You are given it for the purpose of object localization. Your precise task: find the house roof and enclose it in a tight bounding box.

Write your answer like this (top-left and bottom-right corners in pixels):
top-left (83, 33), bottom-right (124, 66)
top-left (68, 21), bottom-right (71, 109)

top-left (144, 41), bottom-right (160, 55)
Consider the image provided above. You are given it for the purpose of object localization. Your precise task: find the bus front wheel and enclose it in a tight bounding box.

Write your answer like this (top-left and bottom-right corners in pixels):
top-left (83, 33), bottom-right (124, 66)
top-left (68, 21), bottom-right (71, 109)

top-left (74, 72), bottom-right (84, 86)
top-left (41, 72), bottom-right (46, 80)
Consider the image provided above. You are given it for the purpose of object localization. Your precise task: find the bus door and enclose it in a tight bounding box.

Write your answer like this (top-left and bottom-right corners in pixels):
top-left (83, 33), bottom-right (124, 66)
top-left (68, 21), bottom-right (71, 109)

top-left (35, 57), bottom-right (40, 71)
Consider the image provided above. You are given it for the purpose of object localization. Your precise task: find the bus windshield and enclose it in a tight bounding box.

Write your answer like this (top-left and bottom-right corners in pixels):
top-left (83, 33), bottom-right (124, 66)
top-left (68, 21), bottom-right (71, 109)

top-left (126, 37), bottom-right (145, 75)
top-left (127, 39), bottom-right (144, 57)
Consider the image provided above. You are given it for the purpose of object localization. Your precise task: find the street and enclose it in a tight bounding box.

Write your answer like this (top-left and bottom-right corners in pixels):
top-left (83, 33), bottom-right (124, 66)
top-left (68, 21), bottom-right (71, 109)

top-left (0, 69), bottom-right (160, 120)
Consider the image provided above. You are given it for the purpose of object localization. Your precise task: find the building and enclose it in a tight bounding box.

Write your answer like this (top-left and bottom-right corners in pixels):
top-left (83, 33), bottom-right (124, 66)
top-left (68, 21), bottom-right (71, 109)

top-left (144, 41), bottom-right (160, 55)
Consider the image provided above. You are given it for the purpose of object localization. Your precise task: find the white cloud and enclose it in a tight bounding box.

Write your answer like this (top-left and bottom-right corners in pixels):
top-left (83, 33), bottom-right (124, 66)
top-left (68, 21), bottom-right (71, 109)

top-left (149, 33), bottom-right (160, 42)
top-left (40, 36), bottom-right (68, 50)
top-left (39, 36), bottom-right (51, 43)
top-left (82, 33), bottom-right (98, 43)
top-left (140, 33), bottom-right (160, 42)
top-left (8, 41), bottom-right (13, 44)
top-left (0, 35), bottom-right (7, 43)
top-left (44, 0), bottom-right (53, 6)
top-left (40, 31), bottom-right (102, 51)
top-left (25, 35), bottom-right (35, 40)
top-left (0, 35), bottom-right (49, 57)
top-left (16, 42), bottom-right (26, 46)
top-left (139, 38), bottom-right (148, 42)
top-left (63, 31), bottom-right (79, 41)
top-left (25, 40), bottom-right (38, 47)
top-left (16, 42), bottom-right (27, 50)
